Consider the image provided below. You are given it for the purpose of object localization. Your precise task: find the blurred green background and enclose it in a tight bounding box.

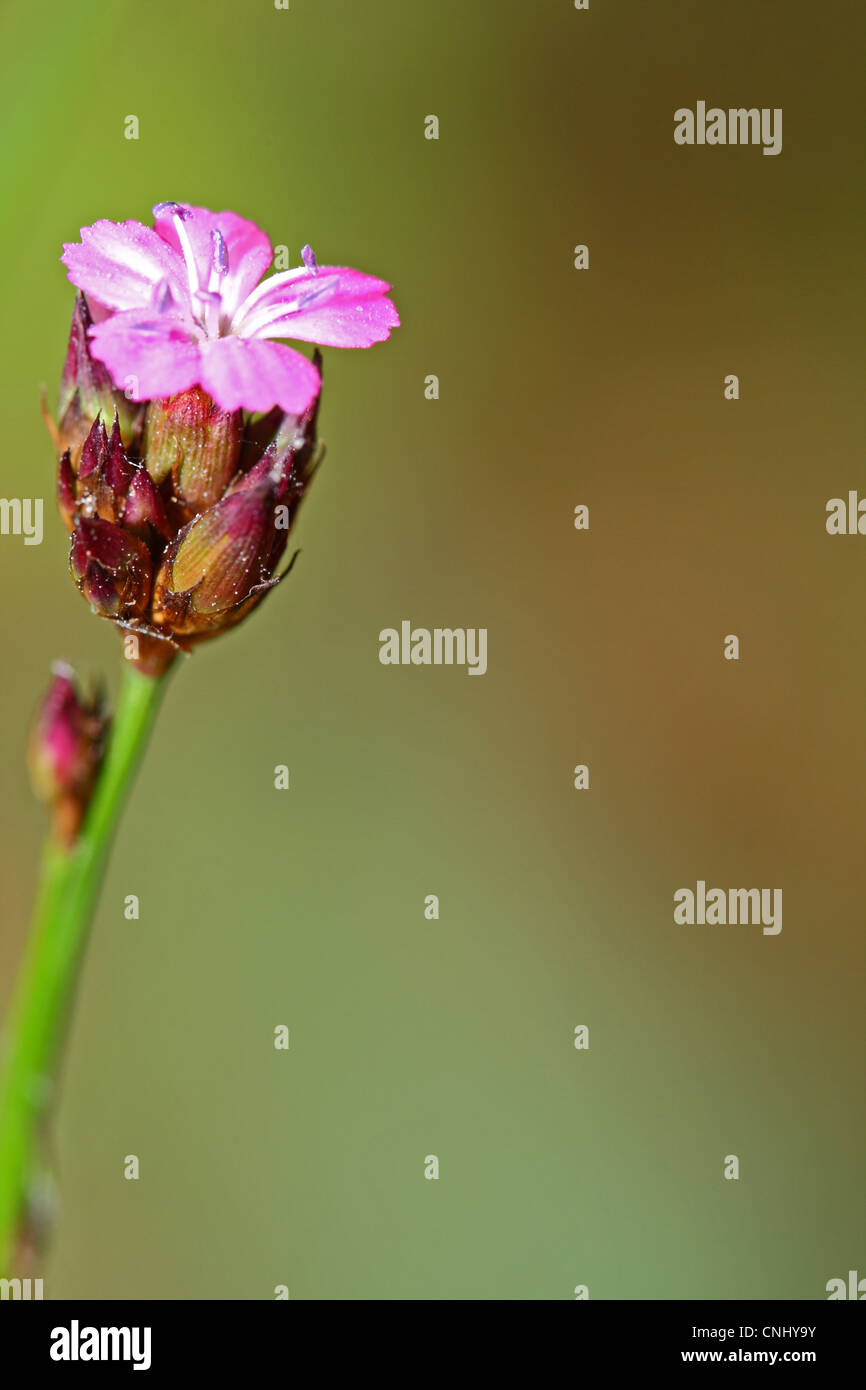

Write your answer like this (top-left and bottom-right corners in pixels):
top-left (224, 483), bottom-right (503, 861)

top-left (0, 0), bottom-right (863, 1298)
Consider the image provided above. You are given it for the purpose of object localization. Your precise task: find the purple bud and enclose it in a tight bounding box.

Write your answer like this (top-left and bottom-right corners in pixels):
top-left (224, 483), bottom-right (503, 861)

top-left (95, 416), bottom-right (136, 522)
top-left (70, 517), bottom-right (152, 619)
top-left (69, 414), bottom-right (169, 541)
top-left (123, 467), bottom-right (170, 539)
top-left (237, 352), bottom-right (323, 569)
top-left (78, 415), bottom-right (109, 482)
top-left (151, 462), bottom-right (288, 638)
top-left (28, 662), bottom-right (109, 846)
top-left (55, 294), bottom-right (140, 470)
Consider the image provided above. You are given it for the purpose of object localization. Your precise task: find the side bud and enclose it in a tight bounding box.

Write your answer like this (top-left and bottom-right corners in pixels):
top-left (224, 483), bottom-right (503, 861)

top-left (151, 374), bottom-right (322, 643)
top-left (74, 415), bottom-right (169, 540)
top-left (150, 456), bottom-right (288, 639)
top-left (51, 294), bottom-right (141, 470)
top-left (28, 662), bottom-right (109, 846)
top-left (142, 386), bottom-right (242, 515)
top-left (70, 517), bottom-right (152, 619)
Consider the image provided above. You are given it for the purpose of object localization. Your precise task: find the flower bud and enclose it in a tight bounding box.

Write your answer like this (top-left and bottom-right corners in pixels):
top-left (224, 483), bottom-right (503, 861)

top-left (150, 375), bottom-right (323, 643)
top-left (150, 455), bottom-right (287, 639)
top-left (78, 414), bottom-right (134, 520)
top-left (73, 416), bottom-right (169, 540)
top-left (28, 662), bottom-right (109, 846)
top-left (142, 386), bottom-right (242, 514)
top-left (226, 362), bottom-right (323, 572)
top-left (123, 466), bottom-right (171, 538)
top-left (53, 294), bottom-right (140, 471)
top-left (70, 517), bottom-right (152, 619)
top-left (266, 352), bottom-right (323, 487)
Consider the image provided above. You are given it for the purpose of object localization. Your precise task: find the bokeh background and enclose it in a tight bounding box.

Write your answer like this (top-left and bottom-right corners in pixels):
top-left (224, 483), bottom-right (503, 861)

top-left (0, 0), bottom-right (863, 1299)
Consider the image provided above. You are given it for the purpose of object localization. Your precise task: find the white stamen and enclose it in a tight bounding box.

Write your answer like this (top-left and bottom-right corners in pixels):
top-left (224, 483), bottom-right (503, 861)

top-left (171, 211), bottom-right (201, 301)
top-left (229, 266), bottom-right (310, 332)
top-left (238, 278), bottom-right (339, 339)
top-left (194, 289), bottom-right (223, 338)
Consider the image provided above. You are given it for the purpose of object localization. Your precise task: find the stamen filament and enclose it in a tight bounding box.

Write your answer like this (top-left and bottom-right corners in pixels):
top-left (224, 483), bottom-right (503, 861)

top-left (171, 213), bottom-right (201, 301)
top-left (229, 266), bottom-right (311, 330)
top-left (239, 278), bottom-right (340, 338)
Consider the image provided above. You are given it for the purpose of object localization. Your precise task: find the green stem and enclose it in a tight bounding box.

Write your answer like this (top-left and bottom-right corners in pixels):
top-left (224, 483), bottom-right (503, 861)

top-left (0, 662), bottom-right (169, 1272)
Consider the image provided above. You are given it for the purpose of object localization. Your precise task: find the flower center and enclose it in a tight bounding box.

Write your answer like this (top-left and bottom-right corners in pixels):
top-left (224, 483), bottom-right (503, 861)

top-left (154, 204), bottom-right (231, 338)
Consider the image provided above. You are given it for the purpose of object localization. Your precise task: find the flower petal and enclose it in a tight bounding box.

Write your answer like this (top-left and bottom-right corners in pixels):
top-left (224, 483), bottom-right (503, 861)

top-left (88, 312), bottom-right (203, 402)
top-left (235, 266), bottom-right (400, 347)
top-left (62, 220), bottom-right (188, 312)
top-left (153, 204), bottom-right (273, 318)
top-left (198, 336), bottom-right (320, 414)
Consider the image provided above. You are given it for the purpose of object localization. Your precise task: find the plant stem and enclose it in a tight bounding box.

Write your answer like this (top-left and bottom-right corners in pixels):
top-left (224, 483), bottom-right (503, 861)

top-left (0, 662), bottom-right (169, 1273)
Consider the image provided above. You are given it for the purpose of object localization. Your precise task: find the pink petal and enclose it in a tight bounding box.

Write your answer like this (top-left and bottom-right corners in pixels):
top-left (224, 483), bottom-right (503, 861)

top-left (198, 336), bottom-right (320, 414)
top-left (153, 204), bottom-right (273, 318)
top-left (62, 220), bottom-right (188, 312)
top-left (237, 266), bottom-right (399, 348)
top-left (88, 312), bottom-right (203, 402)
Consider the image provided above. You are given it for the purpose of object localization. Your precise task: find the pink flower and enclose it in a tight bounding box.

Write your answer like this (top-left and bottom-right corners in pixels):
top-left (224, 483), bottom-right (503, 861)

top-left (61, 202), bottom-right (399, 415)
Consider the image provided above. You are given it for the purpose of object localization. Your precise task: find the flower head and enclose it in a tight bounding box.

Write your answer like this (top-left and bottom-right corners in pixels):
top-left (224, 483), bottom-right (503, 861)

top-left (55, 352), bottom-right (323, 675)
top-left (61, 202), bottom-right (399, 415)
